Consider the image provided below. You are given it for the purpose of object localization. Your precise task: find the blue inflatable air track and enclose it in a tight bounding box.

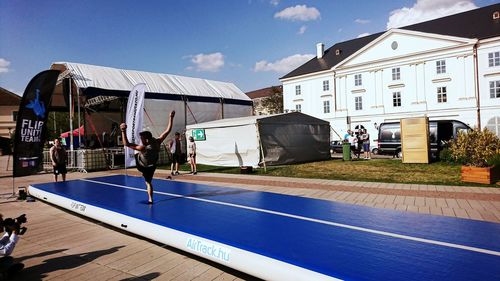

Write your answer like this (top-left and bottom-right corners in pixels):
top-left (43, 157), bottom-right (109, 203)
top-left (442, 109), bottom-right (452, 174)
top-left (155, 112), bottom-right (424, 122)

top-left (29, 175), bottom-right (500, 281)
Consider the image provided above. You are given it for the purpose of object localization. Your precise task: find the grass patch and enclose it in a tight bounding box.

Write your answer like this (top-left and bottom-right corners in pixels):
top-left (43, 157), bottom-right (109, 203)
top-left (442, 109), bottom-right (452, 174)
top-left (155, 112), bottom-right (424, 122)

top-left (158, 159), bottom-right (497, 187)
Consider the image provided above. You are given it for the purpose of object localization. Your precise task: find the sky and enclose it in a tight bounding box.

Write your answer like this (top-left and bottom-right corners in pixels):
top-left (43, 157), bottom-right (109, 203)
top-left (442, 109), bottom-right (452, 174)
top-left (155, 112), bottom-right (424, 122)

top-left (0, 0), bottom-right (497, 95)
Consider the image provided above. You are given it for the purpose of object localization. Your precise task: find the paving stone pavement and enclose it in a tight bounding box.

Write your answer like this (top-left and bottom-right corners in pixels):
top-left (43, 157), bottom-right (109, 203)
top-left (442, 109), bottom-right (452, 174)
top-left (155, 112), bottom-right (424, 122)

top-left (0, 155), bottom-right (499, 280)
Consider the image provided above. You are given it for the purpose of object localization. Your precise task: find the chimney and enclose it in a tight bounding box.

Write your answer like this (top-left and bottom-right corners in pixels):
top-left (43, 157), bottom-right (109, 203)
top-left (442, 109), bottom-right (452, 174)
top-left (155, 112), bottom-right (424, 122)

top-left (316, 43), bottom-right (324, 59)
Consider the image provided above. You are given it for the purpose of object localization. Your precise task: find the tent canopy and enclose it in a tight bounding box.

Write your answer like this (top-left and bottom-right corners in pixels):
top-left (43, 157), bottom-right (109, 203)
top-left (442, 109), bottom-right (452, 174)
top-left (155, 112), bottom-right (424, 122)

top-left (48, 62), bottom-right (253, 145)
top-left (186, 112), bottom-right (331, 167)
top-left (60, 126), bottom-right (84, 138)
top-left (50, 62), bottom-right (251, 103)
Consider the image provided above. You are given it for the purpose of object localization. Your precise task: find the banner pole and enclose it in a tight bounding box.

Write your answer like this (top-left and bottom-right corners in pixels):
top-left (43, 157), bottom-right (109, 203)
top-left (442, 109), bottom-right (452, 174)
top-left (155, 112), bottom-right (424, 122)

top-left (69, 78), bottom-right (74, 167)
top-left (77, 88), bottom-right (82, 146)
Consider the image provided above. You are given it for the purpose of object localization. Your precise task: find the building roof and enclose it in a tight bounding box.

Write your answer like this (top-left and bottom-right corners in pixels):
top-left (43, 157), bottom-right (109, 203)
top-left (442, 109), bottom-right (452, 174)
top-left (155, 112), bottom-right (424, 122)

top-left (0, 87), bottom-right (21, 106)
top-left (245, 85), bottom-right (282, 99)
top-left (281, 3), bottom-right (500, 80)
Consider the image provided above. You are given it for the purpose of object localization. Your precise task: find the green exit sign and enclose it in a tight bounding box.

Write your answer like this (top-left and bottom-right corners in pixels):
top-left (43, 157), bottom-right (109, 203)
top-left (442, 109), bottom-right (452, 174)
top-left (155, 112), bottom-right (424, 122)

top-left (192, 129), bottom-right (206, 141)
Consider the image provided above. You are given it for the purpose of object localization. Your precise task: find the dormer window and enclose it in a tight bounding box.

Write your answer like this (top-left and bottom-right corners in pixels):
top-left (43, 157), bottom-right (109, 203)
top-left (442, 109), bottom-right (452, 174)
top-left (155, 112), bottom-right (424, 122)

top-left (335, 49), bottom-right (341, 55)
top-left (493, 11), bottom-right (500, 20)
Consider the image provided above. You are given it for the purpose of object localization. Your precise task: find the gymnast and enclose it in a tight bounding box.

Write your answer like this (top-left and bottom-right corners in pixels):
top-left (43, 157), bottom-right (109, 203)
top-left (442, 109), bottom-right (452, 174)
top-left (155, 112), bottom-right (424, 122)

top-left (120, 110), bottom-right (175, 204)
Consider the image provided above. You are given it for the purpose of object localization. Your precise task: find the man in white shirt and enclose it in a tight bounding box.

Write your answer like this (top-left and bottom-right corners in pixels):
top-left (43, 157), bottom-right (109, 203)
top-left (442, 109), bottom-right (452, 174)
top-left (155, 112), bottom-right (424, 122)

top-left (0, 214), bottom-right (24, 279)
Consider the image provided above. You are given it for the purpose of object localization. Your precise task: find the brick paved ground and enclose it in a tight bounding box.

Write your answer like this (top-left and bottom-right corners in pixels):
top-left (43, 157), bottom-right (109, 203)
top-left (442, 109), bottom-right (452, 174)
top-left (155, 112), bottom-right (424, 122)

top-left (0, 155), bottom-right (499, 280)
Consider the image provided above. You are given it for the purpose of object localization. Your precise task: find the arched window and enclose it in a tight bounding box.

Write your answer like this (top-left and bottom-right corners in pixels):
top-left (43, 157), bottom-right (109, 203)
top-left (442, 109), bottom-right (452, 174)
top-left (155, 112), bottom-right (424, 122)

top-left (354, 124), bottom-right (365, 135)
top-left (485, 116), bottom-right (500, 137)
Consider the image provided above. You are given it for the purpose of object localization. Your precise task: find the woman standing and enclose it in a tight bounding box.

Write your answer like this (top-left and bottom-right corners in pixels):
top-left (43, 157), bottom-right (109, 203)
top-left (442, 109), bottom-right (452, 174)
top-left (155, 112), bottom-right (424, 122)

top-left (188, 136), bottom-right (197, 175)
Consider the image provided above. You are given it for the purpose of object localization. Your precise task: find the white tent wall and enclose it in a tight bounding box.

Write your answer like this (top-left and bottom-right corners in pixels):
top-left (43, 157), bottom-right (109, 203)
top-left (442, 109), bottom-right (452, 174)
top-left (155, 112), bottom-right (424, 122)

top-left (186, 112), bottom-right (331, 167)
top-left (186, 123), bottom-right (260, 167)
top-left (223, 103), bottom-right (253, 119)
top-left (185, 101), bottom-right (223, 125)
top-left (143, 99), bottom-right (186, 138)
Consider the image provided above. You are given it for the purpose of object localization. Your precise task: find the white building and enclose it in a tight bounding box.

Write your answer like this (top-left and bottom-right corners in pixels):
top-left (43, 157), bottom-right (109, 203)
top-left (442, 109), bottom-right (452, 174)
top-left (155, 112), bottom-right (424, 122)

top-left (281, 4), bottom-right (500, 140)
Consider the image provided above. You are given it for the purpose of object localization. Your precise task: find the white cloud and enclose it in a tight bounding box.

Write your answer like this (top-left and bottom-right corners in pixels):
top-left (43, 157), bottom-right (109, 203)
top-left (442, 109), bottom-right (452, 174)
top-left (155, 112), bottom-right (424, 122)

top-left (357, 32), bottom-right (371, 38)
top-left (187, 52), bottom-right (224, 72)
top-left (0, 58), bottom-right (11, 74)
top-left (270, 0), bottom-right (279, 6)
top-left (254, 54), bottom-right (314, 73)
top-left (297, 25), bottom-right (307, 35)
top-left (355, 19), bottom-right (370, 24)
top-left (387, 0), bottom-right (477, 29)
top-left (274, 5), bottom-right (320, 21)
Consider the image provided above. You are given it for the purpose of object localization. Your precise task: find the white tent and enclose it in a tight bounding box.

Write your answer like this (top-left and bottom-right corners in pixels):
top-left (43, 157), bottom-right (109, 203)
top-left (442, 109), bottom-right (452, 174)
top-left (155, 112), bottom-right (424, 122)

top-left (49, 62), bottom-right (253, 142)
top-left (186, 112), bottom-right (331, 167)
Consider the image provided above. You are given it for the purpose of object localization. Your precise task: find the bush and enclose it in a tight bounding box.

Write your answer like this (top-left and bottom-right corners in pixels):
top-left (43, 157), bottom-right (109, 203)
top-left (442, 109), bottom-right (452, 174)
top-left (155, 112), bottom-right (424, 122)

top-left (487, 153), bottom-right (500, 167)
top-left (449, 128), bottom-right (500, 167)
top-left (439, 147), bottom-right (453, 163)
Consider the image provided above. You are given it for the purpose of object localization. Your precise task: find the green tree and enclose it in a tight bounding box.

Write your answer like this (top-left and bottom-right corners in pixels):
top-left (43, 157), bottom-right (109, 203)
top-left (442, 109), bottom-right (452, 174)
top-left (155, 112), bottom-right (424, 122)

top-left (260, 86), bottom-right (283, 114)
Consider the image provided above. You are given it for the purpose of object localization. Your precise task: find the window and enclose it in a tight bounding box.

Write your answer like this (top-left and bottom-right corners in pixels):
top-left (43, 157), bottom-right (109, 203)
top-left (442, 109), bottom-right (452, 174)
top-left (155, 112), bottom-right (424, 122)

top-left (490, 80), bottom-right (500, 98)
top-left (323, 80), bottom-right (329, 91)
top-left (489, 52), bottom-right (500, 67)
top-left (355, 96), bottom-right (363, 110)
top-left (392, 92), bottom-right (401, 107)
top-left (392, 68), bottom-right (400, 80)
top-left (295, 85), bottom-right (301, 95)
top-left (354, 74), bottom-right (362, 86)
top-left (437, 87), bottom-right (447, 103)
top-left (436, 60), bottom-right (446, 74)
top-left (295, 104), bottom-right (302, 112)
top-left (323, 100), bottom-right (330, 113)
top-left (12, 111), bottom-right (18, 122)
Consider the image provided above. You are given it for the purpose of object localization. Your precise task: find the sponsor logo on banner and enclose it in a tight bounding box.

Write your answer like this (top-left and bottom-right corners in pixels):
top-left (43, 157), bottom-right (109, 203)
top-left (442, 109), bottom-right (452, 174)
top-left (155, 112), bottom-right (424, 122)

top-left (125, 83), bottom-right (146, 168)
top-left (13, 70), bottom-right (60, 177)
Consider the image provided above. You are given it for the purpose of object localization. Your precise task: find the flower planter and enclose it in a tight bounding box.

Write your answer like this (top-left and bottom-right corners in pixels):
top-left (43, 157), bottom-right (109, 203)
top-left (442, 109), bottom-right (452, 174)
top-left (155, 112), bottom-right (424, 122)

top-left (461, 165), bottom-right (499, 185)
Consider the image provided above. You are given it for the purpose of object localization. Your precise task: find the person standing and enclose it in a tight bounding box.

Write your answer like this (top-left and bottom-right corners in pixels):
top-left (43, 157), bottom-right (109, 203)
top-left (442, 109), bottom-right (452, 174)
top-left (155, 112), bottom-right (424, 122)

top-left (120, 110), bottom-right (175, 204)
top-left (169, 132), bottom-right (182, 176)
top-left (344, 130), bottom-right (351, 141)
top-left (50, 138), bottom-right (67, 182)
top-left (348, 131), bottom-right (357, 158)
top-left (187, 136), bottom-right (197, 175)
top-left (361, 129), bottom-right (371, 160)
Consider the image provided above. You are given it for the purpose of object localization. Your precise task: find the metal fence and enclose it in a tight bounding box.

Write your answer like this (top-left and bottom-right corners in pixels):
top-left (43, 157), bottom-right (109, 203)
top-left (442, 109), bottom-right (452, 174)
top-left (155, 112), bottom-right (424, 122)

top-left (43, 146), bottom-right (171, 173)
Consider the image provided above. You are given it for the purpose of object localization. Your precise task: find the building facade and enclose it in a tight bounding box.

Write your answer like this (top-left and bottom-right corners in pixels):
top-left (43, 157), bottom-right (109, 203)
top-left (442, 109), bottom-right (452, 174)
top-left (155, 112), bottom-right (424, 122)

top-left (0, 87), bottom-right (21, 138)
top-left (281, 4), bottom-right (500, 141)
top-left (246, 85), bottom-right (283, 115)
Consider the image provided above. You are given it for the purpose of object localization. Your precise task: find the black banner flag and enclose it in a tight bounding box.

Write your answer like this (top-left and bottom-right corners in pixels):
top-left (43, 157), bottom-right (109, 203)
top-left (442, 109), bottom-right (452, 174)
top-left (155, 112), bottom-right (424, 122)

top-left (13, 70), bottom-right (60, 177)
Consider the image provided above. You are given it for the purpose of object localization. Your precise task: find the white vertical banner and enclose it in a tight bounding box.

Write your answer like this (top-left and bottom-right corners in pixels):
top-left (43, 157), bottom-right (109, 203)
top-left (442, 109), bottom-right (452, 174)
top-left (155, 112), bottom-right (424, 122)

top-left (125, 83), bottom-right (146, 167)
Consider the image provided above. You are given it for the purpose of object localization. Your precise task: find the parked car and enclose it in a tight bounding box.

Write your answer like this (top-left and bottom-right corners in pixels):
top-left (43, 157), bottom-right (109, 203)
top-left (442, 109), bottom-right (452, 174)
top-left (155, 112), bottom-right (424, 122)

top-left (330, 140), bottom-right (344, 153)
top-left (370, 140), bottom-right (379, 155)
top-left (377, 120), bottom-right (470, 158)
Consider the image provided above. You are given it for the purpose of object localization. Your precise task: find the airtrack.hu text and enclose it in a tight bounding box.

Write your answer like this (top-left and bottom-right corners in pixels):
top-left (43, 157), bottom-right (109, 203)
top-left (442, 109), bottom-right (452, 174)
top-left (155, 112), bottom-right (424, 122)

top-left (186, 238), bottom-right (230, 262)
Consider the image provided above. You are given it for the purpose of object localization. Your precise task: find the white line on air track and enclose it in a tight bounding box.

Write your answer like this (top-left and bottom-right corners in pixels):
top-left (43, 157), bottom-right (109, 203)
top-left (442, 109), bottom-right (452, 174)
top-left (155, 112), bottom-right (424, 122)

top-left (79, 178), bottom-right (500, 257)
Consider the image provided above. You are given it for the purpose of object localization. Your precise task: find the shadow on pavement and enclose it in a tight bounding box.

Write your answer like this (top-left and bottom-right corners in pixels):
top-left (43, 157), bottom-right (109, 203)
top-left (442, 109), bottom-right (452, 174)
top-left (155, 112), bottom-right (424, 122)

top-left (11, 246), bottom-right (125, 280)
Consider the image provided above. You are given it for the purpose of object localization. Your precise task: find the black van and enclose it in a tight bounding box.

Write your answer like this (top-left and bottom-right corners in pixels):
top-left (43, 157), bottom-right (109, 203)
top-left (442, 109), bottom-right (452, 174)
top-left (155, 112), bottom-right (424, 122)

top-left (377, 120), bottom-right (471, 158)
